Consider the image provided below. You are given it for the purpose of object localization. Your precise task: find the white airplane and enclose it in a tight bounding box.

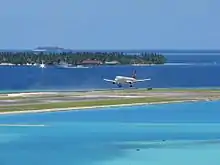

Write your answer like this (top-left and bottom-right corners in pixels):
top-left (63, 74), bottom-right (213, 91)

top-left (103, 70), bottom-right (151, 87)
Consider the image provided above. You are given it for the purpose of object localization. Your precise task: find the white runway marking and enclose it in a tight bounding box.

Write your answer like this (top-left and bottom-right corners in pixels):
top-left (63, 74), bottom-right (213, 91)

top-left (0, 124), bottom-right (46, 127)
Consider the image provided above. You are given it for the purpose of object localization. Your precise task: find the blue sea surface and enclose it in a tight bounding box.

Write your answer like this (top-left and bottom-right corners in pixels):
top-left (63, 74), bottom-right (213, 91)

top-left (1, 63), bottom-right (220, 92)
top-left (1, 101), bottom-right (220, 165)
top-left (0, 54), bottom-right (220, 91)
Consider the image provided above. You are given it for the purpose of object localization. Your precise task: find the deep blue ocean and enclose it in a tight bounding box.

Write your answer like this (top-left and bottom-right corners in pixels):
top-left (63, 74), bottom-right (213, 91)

top-left (1, 54), bottom-right (220, 91)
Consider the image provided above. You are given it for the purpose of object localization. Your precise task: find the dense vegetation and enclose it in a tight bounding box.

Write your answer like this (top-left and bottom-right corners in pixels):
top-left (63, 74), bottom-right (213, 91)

top-left (0, 51), bottom-right (167, 65)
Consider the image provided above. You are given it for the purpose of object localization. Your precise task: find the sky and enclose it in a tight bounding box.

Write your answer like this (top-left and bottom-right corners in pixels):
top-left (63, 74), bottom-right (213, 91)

top-left (0, 0), bottom-right (219, 50)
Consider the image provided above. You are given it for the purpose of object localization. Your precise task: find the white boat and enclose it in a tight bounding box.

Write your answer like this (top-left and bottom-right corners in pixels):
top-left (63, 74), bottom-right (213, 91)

top-left (39, 61), bottom-right (46, 68)
top-left (55, 63), bottom-right (90, 69)
top-left (72, 65), bottom-right (90, 68)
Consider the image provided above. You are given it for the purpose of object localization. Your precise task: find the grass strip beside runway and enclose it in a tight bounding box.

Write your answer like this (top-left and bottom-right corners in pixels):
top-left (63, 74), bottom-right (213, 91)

top-left (0, 97), bottom-right (190, 113)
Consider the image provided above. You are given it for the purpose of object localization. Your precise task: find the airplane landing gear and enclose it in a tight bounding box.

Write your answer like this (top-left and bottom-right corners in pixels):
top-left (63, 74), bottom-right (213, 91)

top-left (117, 83), bottom-right (122, 88)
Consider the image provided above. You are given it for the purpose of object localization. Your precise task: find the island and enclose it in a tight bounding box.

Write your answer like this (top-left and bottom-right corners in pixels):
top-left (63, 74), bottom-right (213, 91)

top-left (0, 47), bottom-right (167, 66)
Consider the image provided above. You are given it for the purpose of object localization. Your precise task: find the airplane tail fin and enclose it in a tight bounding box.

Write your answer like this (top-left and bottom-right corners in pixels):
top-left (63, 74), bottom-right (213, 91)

top-left (132, 70), bottom-right (137, 79)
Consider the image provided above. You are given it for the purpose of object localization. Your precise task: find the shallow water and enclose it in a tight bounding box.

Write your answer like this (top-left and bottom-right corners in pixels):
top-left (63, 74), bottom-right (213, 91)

top-left (1, 101), bottom-right (220, 165)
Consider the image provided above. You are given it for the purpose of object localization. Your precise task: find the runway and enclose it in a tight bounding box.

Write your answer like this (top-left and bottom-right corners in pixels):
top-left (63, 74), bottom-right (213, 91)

top-left (0, 88), bottom-right (219, 108)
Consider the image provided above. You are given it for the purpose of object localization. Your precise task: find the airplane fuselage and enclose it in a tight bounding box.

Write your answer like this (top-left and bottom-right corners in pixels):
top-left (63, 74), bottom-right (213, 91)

top-left (114, 76), bottom-right (136, 84)
top-left (103, 71), bottom-right (150, 88)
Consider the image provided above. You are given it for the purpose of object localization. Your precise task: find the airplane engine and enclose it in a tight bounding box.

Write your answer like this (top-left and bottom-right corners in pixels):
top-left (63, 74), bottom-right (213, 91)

top-left (129, 82), bottom-right (133, 87)
top-left (112, 82), bottom-right (115, 84)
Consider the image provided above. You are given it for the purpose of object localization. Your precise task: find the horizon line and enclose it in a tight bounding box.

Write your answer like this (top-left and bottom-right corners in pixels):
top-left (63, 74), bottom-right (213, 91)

top-left (0, 47), bottom-right (220, 54)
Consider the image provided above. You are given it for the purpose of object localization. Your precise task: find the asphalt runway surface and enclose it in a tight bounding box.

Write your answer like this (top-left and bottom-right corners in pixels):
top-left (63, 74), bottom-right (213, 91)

top-left (0, 89), bottom-right (220, 107)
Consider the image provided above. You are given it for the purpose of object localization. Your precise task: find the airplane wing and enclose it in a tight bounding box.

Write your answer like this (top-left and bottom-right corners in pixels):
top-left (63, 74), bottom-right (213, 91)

top-left (135, 78), bottom-right (151, 82)
top-left (103, 79), bottom-right (116, 83)
top-left (125, 78), bottom-right (151, 84)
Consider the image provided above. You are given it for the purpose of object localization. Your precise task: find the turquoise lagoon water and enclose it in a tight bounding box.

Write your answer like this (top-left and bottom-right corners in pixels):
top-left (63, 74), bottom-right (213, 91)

top-left (1, 101), bottom-right (220, 165)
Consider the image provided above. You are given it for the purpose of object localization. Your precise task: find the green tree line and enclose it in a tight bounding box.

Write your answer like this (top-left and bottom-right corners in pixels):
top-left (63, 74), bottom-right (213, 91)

top-left (0, 51), bottom-right (167, 65)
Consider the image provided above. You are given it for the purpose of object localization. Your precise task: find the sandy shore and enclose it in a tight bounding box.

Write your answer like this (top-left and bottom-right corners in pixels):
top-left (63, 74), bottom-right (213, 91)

top-left (0, 99), bottom-right (202, 115)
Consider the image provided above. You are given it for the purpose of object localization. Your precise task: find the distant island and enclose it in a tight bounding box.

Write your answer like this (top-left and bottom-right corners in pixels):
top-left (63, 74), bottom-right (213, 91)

top-left (0, 47), bottom-right (167, 66)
